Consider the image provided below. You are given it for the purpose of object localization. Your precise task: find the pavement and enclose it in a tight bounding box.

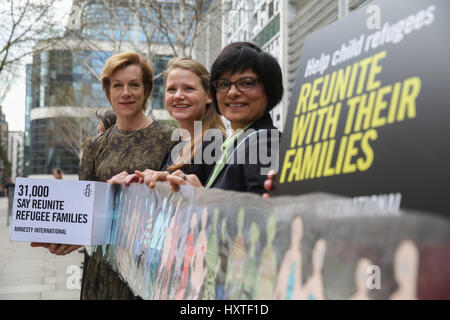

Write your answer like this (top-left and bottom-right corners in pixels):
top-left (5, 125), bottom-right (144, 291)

top-left (0, 197), bottom-right (84, 300)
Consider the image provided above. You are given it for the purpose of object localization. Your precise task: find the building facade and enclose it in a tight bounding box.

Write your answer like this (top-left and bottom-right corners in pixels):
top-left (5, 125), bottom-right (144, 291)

top-left (27, 48), bottom-right (111, 175)
top-left (0, 106), bottom-right (10, 185)
top-left (23, 64), bottom-right (32, 177)
top-left (8, 131), bottom-right (24, 181)
top-left (25, 0), bottom-right (186, 175)
top-left (195, 0), bottom-right (372, 130)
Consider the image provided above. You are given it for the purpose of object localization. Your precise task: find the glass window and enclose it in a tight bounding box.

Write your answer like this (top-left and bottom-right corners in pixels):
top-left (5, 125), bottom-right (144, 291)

top-left (152, 55), bottom-right (173, 110)
top-left (253, 14), bottom-right (280, 47)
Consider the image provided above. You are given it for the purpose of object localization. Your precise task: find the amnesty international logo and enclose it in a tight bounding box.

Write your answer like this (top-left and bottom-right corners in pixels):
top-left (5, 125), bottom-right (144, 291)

top-left (83, 184), bottom-right (92, 198)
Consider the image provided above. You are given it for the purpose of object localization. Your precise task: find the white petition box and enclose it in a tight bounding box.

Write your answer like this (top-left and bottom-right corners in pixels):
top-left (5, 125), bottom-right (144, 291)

top-left (10, 178), bottom-right (114, 245)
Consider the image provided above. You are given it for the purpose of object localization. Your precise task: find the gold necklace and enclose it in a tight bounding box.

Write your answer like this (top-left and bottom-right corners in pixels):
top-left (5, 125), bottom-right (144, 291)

top-left (114, 117), bottom-right (150, 137)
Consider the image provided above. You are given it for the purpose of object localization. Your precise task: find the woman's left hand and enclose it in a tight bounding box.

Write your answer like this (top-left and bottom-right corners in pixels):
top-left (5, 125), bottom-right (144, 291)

top-left (31, 242), bottom-right (82, 256)
top-left (262, 169), bottom-right (276, 198)
top-left (107, 171), bottom-right (140, 186)
top-left (135, 169), bottom-right (169, 189)
top-left (166, 170), bottom-right (203, 192)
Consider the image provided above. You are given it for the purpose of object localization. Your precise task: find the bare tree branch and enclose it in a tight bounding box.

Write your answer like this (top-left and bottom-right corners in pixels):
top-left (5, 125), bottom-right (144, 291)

top-left (15, 0), bottom-right (228, 166)
top-left (0, 0), bottom-right (65, 93)
top-left (52, 115), bottom-right (98, 162)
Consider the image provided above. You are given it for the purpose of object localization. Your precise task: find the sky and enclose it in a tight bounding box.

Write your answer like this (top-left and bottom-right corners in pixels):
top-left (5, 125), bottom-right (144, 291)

top-left (3, 66), bottom-right (27, 132)
top-left (2, 0), bottom-right (73, 132)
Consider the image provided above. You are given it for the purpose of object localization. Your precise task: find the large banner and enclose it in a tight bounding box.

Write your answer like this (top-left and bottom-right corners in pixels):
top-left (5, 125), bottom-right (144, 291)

top-left (93, 183), bottom-right (450, 300)
top-left (275, 0), bottom-right (450, 215)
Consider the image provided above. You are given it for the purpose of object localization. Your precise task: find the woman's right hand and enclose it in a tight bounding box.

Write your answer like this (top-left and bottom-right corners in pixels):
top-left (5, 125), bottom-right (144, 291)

top-left (166, 170), bottom-right (203, 192)
top-left (30, 242), bottom-right (82, 256)
top-left (106, 171), bottom-right (140, 186)
top-left (135, 169), bottom-right (169, 189)
top-left (262, 169), bottom-right (276, 198)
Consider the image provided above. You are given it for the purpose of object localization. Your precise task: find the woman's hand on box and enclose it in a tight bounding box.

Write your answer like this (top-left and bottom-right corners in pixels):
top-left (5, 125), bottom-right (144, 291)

top-left (262, 169), bottom-right (276, 198)
top-left (106, 171), bottom-right (140, 186)
top-left (135, 169), bottom-right (169, 189)
top-left (31, 242), bottom-right (82, 256)
top-left (166, 170), bottom-right (203, 192)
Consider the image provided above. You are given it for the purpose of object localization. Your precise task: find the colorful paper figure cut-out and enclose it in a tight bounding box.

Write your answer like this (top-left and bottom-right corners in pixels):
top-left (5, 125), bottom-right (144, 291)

top-left (240, 222), bottom-right (260, 299)
top-left (153, 202), bottom-right (178, 299)
top-left (202, 209), bottom-right (220, 300)
top-left (109, 190), bottom-right (124, 247)
top-left (253, 213), bottom-right (278, 299)
top-left (175, 210), bottom-right (197, 300)
top-left (126, 195), bottom-right (141, 258)
top-left (140, 202), bottom-right (155, 251)
top-left (133, 198), bottom-right (148, 261)
top-left (128, 196), bottom-right (144, 284)
top-left (98, 189), bottom-right (124, 259)
top-left (118, 192), bottom-right (133, 250)
top-left (303, 238), bottom-right (327, 300)
top-left (109, 190), bottom-right (133, 261)
top-left (130, 195), bottom-right (152, 291)
top-left (144, 198), bottom-right (172, 299)
top-left (155, 200), bottom-right (183, 300)
top-left (169, 204), bottom-right (193, 299)
top-left (390, 240), bottom-right (419, 300)
top-left (136, 200), bottom-right (155, 296)
top-left (273, 215), bottom-right (304, 300)
top-left (225, 208), bottom-right (247, 299)
top-left (188, 207), bottom-right (209, 299)
top-left (349, 257), bottom-right (373, 300)
top-left (215, 217), bottom-right (228, 300)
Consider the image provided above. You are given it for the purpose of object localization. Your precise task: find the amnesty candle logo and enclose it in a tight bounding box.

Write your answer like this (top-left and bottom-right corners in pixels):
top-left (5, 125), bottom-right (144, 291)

top-left (83, 184), bottom-right (92, 198)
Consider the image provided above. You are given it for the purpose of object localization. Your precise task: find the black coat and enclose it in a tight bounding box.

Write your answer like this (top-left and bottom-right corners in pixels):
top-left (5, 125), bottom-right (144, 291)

top-left (161, 135), bottom-right (223, 185)
top-left (208, 113), bottom-right (281, 195)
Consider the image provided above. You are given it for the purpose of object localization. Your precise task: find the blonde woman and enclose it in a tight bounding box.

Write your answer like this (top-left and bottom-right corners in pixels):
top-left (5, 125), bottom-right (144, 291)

top-left (110, 57), bottom-right (226, 188)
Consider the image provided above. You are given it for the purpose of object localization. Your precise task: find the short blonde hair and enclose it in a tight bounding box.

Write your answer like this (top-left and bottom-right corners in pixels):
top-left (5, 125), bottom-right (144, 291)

top-left (101, 52), bottom-right (154, 111)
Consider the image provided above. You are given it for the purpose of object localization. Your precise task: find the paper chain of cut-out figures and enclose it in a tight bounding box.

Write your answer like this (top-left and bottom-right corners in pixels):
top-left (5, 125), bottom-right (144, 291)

top-left (95, 191), bottom-right (419, 300)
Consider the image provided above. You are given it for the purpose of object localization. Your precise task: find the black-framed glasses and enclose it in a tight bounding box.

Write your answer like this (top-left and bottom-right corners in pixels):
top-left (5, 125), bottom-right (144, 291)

top-left (212, 77), bottom-right (260, 93)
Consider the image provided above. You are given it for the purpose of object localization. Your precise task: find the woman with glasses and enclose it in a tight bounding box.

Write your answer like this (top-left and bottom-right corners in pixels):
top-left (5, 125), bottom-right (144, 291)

top-left (168, 42), bottom-right (283, 195)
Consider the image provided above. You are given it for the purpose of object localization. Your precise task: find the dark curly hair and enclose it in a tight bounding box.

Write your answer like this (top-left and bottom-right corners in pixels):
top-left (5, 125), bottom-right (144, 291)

top-left (96, 109), bottom-right (117, 131)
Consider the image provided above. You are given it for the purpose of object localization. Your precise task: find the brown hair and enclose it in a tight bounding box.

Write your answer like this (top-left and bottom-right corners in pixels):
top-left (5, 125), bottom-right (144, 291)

top-left (101, 52), bottom-right (154, 111)
top-left (163, 57), bottom-right (225, 172)
top-left (95, 109), bottom-right (117, 132)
